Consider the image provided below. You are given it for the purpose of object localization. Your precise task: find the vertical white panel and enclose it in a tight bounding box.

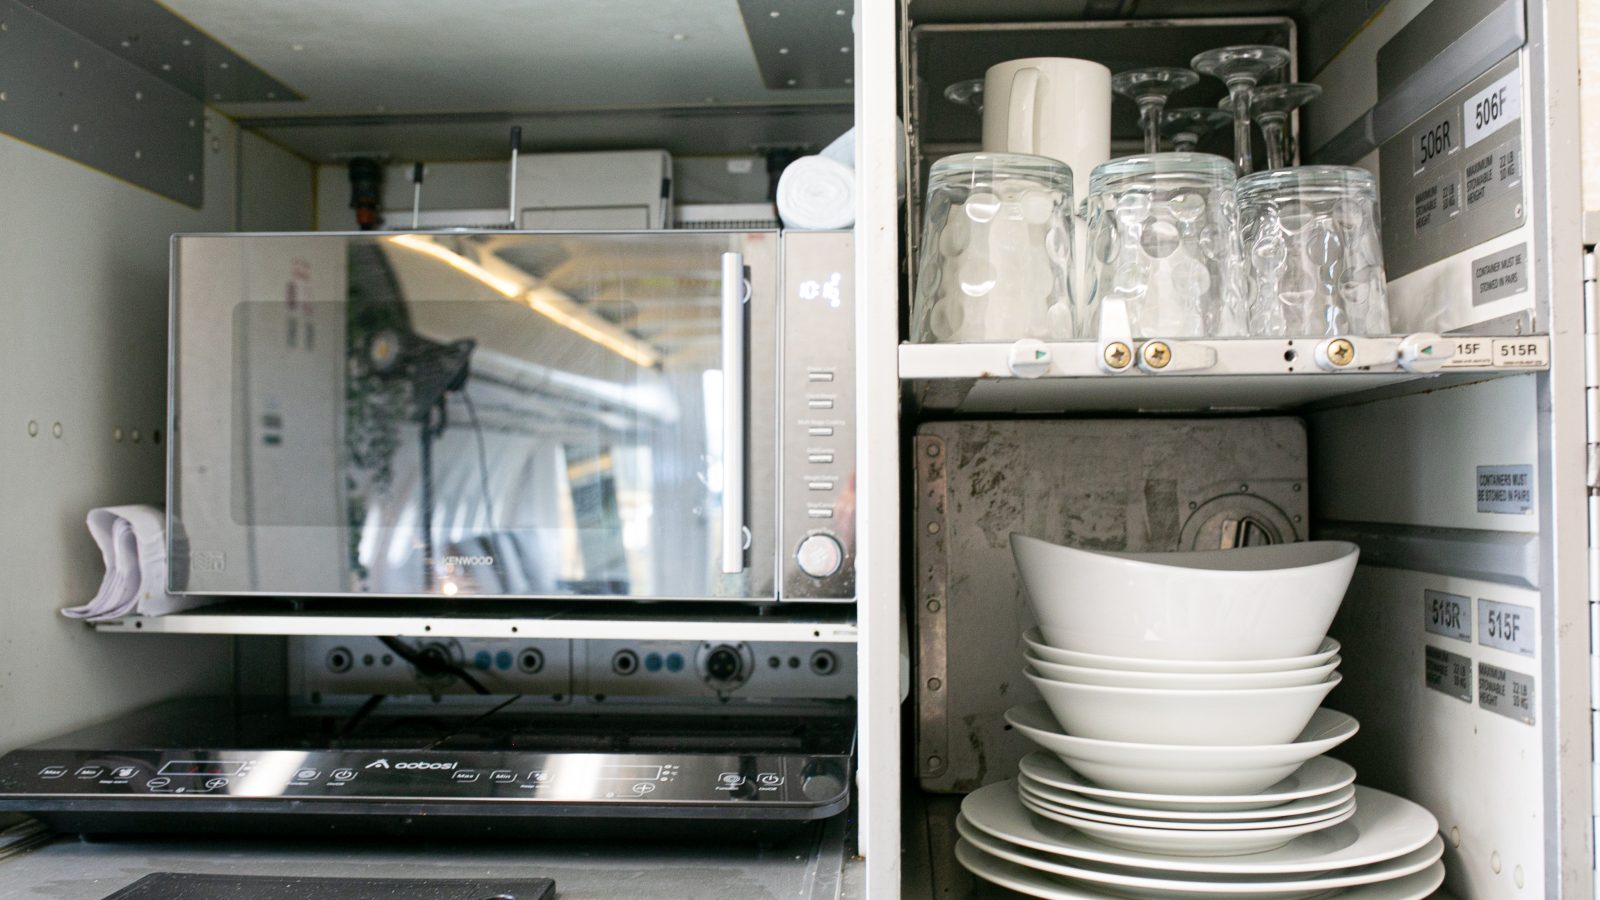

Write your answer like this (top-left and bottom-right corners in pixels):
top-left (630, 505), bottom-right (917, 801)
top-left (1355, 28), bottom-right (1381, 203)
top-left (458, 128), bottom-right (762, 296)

top-left (0, 113), bottom-right (242, 750)
top-left (854, 0), bottom-right (902, 895)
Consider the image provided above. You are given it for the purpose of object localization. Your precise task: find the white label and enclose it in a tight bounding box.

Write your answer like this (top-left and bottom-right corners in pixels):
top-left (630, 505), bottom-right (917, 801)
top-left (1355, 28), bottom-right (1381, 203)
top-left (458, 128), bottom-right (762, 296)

top-left (1478, 662), bottom-right (1535, 724)
top-left (1424, 590), bottom-right (1472, 642)
top-left (726, 158), bottom-right (755, 174)
top-left (1425, 644), bottom-right (1473, 702)
top-left (1478, 598), bottom-right (1535, 656)
top-left (1476, 464), bottom-right (1534, 514)
top-left (1445, 338), bottom-right (1494, 367)
top-left (1491, 337), bottom-right (1548, 368)
top-left (1464, 69), bottom-right (1521, 149)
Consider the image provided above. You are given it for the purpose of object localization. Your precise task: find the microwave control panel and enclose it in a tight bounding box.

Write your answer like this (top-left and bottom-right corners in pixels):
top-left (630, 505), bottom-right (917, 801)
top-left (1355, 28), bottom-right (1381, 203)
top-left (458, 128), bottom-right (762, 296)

top-left (779, 231), bottom-right (855, 601)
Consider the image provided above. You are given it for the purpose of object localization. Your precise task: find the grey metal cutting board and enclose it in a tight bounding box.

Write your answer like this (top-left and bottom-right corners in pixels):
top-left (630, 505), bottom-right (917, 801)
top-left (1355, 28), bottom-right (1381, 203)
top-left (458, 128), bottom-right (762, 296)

top-left (913, 418), bottom-right (1309, 793)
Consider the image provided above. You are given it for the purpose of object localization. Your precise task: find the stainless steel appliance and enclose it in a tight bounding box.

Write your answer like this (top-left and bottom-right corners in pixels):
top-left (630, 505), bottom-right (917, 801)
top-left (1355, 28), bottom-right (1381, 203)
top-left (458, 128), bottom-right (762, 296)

top-left (0, 698), bottom-right (853, 840)
top-left (169, 230), bottom-right (855, 602)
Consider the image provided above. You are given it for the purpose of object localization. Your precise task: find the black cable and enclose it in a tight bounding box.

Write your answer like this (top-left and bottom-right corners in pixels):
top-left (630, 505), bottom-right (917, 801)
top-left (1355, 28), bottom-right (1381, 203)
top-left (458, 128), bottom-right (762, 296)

top-left (378, 636), bottom-right (492, 695)
top-left (424, 693), bottom-right (524, 750)
top-left (335, 694), bottom-right (388, 739)
top-left (460, 391), bottom-right (509, 588)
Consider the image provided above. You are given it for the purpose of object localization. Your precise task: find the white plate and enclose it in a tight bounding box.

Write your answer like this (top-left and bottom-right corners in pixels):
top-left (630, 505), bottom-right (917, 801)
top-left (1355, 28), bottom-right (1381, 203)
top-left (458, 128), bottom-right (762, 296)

top-left (956, 826), bottom-right (1447, 900)
top-left (1017, 750), bottom-right (1357, 814)
top-left (1007, 702), bottom-right (1358, 795)
top-left (961, 781), bottom-right (1441, 875)
top-left (1024, 629), bottom-right (1342, 674)
top-left (1026, 651), bottom-right (1341, 689)
top-left (1017, 777), bottom-right (1358, 830)
top-left (1019, 791), bottom-right (1356, 856)
top-left (1026, 670), bottom-right (1340, 745)
top-left (1019, 750), bottom-right (1358, 814)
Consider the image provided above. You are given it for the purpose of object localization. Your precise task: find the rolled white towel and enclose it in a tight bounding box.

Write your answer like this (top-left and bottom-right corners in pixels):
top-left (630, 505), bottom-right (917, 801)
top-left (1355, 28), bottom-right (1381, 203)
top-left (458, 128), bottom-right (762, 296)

top-left (777, 155), bottom-right (856, 231)
top-left (62, 505), bottom-right (210, 620)
top-left (819, 122), bottom-right (908, 200)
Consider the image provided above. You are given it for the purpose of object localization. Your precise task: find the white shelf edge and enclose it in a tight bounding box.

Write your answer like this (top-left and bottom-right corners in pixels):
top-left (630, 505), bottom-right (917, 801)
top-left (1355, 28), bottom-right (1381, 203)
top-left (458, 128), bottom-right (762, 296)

top-left (92, 610), bottom-right (859, 643)
top-left (898, 335), bottom-right (1549, 380)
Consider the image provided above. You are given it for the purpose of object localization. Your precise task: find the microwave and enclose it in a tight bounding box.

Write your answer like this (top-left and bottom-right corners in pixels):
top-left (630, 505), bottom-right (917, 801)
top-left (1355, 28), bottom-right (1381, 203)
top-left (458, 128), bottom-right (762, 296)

top-left (168, 230), bottom-right (854, 602)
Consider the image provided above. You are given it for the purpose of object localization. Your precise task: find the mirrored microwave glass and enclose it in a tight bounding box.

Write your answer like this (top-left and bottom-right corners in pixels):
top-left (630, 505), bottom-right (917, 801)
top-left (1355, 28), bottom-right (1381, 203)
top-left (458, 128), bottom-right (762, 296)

top-left (172, 232), bottom-right (779, 600)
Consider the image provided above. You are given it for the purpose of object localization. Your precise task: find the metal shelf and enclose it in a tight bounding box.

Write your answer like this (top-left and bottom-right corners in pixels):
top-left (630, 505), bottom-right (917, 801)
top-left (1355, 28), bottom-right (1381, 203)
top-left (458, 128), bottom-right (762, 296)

top-left (91, 600), bottom-right (857, 643)
top-left (900, 334), bottom-right (1549, 414)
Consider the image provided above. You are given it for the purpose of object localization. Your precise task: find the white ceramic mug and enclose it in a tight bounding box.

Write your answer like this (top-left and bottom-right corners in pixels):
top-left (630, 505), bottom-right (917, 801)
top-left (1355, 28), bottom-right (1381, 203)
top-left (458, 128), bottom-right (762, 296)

top-left (982, 57), bottom-right (1112, 202)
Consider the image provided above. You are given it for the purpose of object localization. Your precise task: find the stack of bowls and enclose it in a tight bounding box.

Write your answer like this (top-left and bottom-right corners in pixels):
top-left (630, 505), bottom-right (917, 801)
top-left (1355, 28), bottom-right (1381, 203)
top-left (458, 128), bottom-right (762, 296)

top-left (953, 535), bottom-right (1445, 898)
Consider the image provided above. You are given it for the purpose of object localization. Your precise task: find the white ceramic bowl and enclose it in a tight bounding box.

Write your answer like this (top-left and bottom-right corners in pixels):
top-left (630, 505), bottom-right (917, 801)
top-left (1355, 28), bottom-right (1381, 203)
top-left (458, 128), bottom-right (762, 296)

top-left (1023, 629), bottom-right (1342, 674)
top-left (1025, 671), bottom-right (1341, 745)
top-left (1026, 653), bottom-right (1341, 689)
top-left (1005, 702), bottom-right (1359, 795)
top-left (1011, 535), bottom-right (1359, 660)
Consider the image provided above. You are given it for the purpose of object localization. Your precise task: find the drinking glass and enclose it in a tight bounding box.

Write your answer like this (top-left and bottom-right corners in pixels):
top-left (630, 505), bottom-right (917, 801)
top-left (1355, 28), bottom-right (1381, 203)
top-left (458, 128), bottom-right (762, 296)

top-left (1112, 67), bottom-right (1200, 153)
top-left (944, 78), bottom-right (984, 114)
top-left (912, 152), bottom-right (1077, 343)
top-left (1162, 108), bottom-right (1234, 153)
top-left (1083, 153), bottom-right (1247, 339)
top-left (1237, 165), bottom-right (1390, 336)
top-left (1250, 83), bottom-right (1322, 169)
top-left (1191, 45), bottom-right (1291, 174)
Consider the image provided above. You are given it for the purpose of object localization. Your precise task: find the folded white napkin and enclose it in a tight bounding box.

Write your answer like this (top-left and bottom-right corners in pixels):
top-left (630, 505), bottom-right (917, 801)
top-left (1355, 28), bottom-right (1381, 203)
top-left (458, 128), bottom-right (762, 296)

top-left (777, 155), bottom-right (857, 231)
top-left (61, 505), bottom-right (209, 620)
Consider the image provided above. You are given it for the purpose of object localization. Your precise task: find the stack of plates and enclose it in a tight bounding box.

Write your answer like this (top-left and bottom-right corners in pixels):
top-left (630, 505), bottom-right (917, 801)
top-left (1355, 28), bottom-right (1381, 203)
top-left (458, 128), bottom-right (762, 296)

top-left (952, 536), bottom-right (1445, 897)
top-left (958, 781), bottom-right (1445, 899)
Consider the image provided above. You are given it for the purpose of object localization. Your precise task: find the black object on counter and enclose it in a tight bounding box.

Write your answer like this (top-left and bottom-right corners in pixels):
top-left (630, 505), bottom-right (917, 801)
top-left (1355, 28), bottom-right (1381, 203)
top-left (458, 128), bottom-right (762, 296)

top-left (102, 873), bottom-right (556, 899)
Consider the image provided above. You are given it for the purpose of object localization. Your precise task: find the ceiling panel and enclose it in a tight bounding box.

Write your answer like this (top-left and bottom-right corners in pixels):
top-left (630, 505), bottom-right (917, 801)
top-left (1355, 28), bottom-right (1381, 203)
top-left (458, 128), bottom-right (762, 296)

top-left (159, 0), bottom-right (851, 116)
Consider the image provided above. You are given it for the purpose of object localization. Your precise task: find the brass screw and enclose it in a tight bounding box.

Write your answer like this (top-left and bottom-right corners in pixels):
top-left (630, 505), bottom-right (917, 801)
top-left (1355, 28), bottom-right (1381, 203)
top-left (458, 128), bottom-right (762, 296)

top-left (1327, 338), bottom-right (1355, 367)
top-left (1103, 342), bottom-right (1132, 369)
top-left (1142, 341), bottom-right (1172, 369)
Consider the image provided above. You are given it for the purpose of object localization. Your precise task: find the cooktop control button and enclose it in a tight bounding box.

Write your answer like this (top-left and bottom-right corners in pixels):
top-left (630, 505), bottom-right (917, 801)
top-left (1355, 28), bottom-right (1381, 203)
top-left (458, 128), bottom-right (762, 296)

top-left (75, 766), bottom-right (104, 779)
top-left (795, 534), bottom-right (843, 579)
top-left (203, 777), bottom-right (229, 790)
top-left (331, 769), bottom-right (357, 782)
top-left (146, 777), bottom-right (171, 789)
top-left (38, 766), bottom-right (66, 779)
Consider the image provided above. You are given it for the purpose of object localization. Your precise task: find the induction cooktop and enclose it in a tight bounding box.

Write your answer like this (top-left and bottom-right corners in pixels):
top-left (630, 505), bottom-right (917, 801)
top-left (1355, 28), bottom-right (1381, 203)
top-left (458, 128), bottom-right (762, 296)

top-left (0, 697), bottom-right (852, 840)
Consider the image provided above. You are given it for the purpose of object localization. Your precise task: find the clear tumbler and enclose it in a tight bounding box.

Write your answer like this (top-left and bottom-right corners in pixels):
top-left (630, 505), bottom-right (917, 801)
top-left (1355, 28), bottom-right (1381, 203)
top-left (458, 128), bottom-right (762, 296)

top-left (1237, 165), bottom-right (1390, 336)
top-left (1083, 153), bottom-right (1247, 339)
top-left (912, 153), bottom-right (1077, 343)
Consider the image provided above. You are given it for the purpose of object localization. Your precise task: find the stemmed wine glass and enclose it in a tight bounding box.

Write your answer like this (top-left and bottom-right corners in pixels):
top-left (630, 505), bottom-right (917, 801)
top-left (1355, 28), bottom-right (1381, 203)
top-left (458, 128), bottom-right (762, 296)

top-left (1191, 45), bottom-right (1291, 174)
top-left (1249, 83), bottom-right (1322, 169)
top-left (944, 78), bottom-right (984, 114)
top-left (1111, 67), bottom-right (1200, 153)
top-left (1161, 108), bottom-right (1234, 153)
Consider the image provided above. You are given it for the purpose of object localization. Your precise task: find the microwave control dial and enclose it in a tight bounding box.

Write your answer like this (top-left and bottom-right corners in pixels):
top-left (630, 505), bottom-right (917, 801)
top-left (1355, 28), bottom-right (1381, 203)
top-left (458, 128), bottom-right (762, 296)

top-left (795, 534), bottom-right (843, 579)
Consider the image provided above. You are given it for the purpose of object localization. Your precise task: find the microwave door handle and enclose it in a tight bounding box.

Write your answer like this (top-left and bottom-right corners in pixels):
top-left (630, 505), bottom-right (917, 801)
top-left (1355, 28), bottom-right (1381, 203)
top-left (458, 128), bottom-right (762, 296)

top-left (720, 251), bottom-right (747, 574)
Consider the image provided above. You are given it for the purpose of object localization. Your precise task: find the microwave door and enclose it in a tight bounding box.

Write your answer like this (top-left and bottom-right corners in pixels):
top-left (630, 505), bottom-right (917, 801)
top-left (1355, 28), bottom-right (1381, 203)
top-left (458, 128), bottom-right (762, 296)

top-left (172, 232), bottom-right (779, 601)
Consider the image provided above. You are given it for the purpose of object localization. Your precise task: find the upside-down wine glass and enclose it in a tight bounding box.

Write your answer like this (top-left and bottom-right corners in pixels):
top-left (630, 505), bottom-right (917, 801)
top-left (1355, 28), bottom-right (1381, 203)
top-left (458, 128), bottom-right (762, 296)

top-left (1161, 107), bottom-right (1234, 153)
top-left (944, 78), bottom-right (985, 114)
top-left (1111, 67), bottom-right (1200, 153)
top-left (1191, 45), bottom-right (1291, 174)
top-left (1250, 82), bottom-right (1323, 170)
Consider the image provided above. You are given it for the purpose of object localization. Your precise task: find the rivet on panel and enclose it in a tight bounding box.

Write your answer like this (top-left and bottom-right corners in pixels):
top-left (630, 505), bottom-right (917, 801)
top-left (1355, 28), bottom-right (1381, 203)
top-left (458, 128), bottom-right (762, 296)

top-left (926, 599), bottom-right (941, 613)
top-left (927, 755), bottom-right (942, 768)
top-left (113, 427), bottom-right (123, 442)
top-left (1449, 826), bottom-right (1461, 847)
top-left (219, 61), bottom-right (229, 69)
top-left (26, 421), bottom-right (38, 437)
top-left (840, 46), bottom-right (850, 54)
top-left (161, 63), bottom-right (171, 71)
top-left (72, 123), bottom-right (79, 132)
top-left (1491, 850), bottom-right (1502, 874)
top-left (769, 9), bottom-right (780, 16)
top-left (182, 38), bottom-right (191, 46)
top-left (1188, 501), bottom-right (1198, 510)
top-left (1293, 515), bottom-right (1303, 523)
top-left (1292, 483), bottom-right (1302, 492)
top-left (0, 91), bottom-right (7, 102)
top-left (134, 90), bottom-right (142, 101)
top-left (844, 78), bottom-right (853, 85)
top-left (133, 150), bottom-right (142, 160)
top-left (926, 443), bottom-right (940, 457)
top-left (51, 422), bottom-right (62, 438)
top-left (778, 47), bottom-right (789, 55)
top-left (1514, 864), bottom-right (1524, 888)
top-left (927, 678), bottom-right (942, 691)
top-left (72, 59), bottom-right (80, 70)
top-left (926, 522), bottom-right (940, 534)
top-left (1239, 484), bottom-right (1249, 492)
top-left (786, 78), bottom-right (797, 86)
top-left (130, 429), bottom-right (141, 443)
